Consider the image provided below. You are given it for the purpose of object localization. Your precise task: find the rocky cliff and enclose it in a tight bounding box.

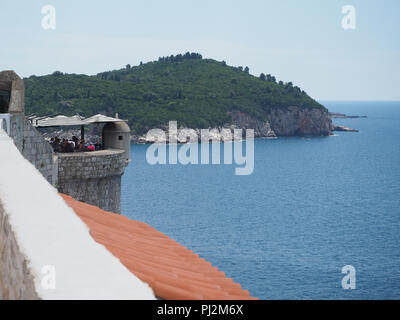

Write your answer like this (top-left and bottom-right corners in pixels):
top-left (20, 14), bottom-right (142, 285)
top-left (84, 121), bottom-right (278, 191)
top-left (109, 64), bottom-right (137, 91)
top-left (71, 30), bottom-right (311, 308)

top-left (229, 110), bottom-right (277, 138)
top-left (230, 106), bottom-right (332, 138)
top-left (267, 106), bottom-right (332, 136)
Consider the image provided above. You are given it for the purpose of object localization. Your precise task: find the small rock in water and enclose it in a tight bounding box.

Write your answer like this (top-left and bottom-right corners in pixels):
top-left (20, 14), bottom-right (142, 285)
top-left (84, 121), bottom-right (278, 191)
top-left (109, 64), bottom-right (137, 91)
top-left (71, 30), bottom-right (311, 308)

top-left (333, 125), bottom-right (359, 132)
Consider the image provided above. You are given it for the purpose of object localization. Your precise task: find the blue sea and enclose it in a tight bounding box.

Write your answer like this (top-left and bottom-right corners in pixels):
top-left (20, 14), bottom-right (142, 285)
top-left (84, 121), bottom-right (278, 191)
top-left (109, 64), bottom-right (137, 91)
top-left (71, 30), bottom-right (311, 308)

top-left (122, 101), bottom-right (400, 299)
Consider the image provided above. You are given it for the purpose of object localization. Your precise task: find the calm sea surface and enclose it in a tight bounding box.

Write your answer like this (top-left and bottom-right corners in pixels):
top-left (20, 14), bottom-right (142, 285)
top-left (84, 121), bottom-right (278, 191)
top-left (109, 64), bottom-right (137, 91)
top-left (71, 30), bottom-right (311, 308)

top-left (122, 101), bottom-right (400, 299)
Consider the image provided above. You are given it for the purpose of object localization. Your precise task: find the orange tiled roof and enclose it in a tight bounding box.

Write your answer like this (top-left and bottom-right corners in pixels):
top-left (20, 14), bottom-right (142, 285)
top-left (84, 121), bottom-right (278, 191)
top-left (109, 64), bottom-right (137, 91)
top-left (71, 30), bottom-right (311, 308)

top-left (61, 194), bottom-right (258, 300)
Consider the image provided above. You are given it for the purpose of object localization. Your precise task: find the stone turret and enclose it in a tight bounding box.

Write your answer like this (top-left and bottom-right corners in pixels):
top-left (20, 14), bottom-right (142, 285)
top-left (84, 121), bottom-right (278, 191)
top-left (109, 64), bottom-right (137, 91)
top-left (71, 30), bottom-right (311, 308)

top-left (102, 122), bottom-right (131, 163)
top-left (57, 121), bottom-right (131, 213)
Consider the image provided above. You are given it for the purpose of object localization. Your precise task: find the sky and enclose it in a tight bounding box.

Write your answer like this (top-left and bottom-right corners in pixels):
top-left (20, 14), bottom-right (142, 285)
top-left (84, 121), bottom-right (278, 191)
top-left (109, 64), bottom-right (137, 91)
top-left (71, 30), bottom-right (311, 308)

top-left (0, 0), bottom-right (399, 100)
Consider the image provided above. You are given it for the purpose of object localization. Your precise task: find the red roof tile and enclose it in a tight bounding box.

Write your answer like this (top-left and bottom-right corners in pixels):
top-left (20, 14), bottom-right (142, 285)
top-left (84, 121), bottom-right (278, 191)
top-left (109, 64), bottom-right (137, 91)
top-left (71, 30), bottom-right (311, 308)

top-left (61, 194), bottom-right (257, 300)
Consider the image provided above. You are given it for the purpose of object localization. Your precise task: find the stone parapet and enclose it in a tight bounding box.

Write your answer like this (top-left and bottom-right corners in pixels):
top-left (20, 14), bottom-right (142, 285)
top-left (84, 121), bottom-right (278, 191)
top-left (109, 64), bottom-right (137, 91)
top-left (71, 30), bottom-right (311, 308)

top-left (57, 149), bottom-right (126, 213)
top-left (0, 200), bottom-right (39, 300)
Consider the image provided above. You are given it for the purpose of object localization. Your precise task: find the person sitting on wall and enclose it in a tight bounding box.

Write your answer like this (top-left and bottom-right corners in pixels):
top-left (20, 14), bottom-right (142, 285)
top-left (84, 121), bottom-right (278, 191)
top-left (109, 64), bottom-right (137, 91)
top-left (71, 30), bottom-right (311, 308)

top-left (60, 139), bottom-right (68, 153)
top-left (65, 141), bottom-right (74, 153)
top-left (87, 144), bottom-right (95, 151)
top-left (69, 139), bottom-right (75, 150)
top-left (0, 95), bottom-right (9, 113)
top-left (72, 136), bottom-right (79, 150)
top-left (95, 139), bottom-right (102, 151)
top-left (51, 138), bottom-right (62, 153)
top-left (78, 140), bottom-right (86, 152)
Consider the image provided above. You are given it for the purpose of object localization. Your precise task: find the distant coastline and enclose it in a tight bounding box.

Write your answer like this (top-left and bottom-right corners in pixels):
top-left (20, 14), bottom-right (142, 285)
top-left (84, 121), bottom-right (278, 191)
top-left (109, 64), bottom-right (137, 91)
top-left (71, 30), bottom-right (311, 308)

top-left (329, 112), bottom-right (367, 119)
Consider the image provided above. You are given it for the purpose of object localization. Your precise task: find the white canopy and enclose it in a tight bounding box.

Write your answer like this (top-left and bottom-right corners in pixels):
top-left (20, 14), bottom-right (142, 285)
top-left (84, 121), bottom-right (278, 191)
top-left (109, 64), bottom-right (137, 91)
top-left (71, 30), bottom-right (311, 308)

top-left (85, 114), bottom-right (125, 124)
top-left (31, 114), bottom-right (124, 127)
top-left (31, 115), bottom-right (86, 127)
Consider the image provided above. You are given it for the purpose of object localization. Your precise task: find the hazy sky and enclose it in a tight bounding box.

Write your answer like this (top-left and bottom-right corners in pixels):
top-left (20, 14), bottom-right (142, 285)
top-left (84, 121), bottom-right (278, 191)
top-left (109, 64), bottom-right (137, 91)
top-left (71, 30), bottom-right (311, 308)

top-left (1, 0), bottom-right (399, 100)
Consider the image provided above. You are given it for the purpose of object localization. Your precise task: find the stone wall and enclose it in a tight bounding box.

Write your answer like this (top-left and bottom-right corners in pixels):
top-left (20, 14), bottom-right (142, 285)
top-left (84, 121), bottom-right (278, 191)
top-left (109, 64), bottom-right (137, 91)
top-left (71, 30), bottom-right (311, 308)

top-left (57, 150), bottom-right (126, 213)
top-left (0, 200), bottom-right (39, 300)
top-left (9, 114), bottom-right (56, 185)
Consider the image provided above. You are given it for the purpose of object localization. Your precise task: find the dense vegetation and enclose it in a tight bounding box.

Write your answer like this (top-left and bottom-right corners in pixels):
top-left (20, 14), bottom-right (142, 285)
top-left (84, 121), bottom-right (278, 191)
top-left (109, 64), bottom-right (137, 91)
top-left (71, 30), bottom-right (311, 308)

top-left (24, 52), bottom-right (325, 134)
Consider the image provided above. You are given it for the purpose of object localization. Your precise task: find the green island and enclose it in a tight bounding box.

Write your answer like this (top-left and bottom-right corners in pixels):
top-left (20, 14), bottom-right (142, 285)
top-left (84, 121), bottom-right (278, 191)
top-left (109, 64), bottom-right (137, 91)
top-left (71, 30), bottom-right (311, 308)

top-left (24, 52), bottom-right (330, 137)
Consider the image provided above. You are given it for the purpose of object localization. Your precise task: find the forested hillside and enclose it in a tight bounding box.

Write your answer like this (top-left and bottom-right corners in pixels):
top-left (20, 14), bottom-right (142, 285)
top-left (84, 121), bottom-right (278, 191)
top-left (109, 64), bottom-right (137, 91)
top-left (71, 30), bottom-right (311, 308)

top-left (24, 52), bottom-right (325, 134)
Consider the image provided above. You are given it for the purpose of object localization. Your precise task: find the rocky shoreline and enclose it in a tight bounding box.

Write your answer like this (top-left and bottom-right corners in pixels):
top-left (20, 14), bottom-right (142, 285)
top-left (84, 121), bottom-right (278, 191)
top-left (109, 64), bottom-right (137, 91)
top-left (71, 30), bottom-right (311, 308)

top-left (130, 108), bottom-right (365, 144)
top-left (130, 126), bottom-right (277, 144)
top-left (131, 106), bottom-right (334, 144)
top-left (329, 112), bottom-right (366, 132)
top-left (38, 108), bottom-right (364, 145)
